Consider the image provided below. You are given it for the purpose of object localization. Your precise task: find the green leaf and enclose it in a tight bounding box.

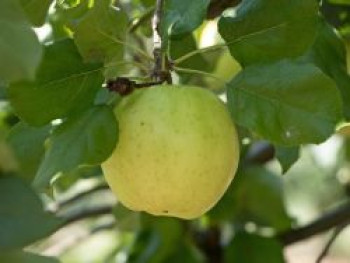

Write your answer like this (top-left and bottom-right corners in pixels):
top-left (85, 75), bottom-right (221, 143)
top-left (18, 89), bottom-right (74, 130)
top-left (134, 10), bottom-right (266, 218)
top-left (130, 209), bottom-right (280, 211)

top-left (74, 0), bottom-right (128, 63)
top-left (328, 0), bottom-right (350, 4)
top-left (170, 34), bottom-right (209, 70)
top-left (0, 0), bottom-right (42, 82)
top-left (227, 61), bottom-right (342, 146)
top-left (0, 251), bottom-right (60, 263)
top-left (33, 106), bottom-right (118, 190)
top-left (166, 240), bottom-right (205, 263)
top-left (0, 176), bottom-right (62, 250)
top-left (345, 139), bottom-right (350, 161)
top-left (113, 204), bottom-right (140, 232)
top-left (9, 39), bottom-right (103, 126)
top-left (19, 0), bottom-right (53, 27)
top-left (301, 18), bottom-right (350, 120)
top-left (219, 0), bottom-right (318, 66)
top-left (169, 33), bottom-right (212, 84)
top-left (48, 1), bottom-right (91, 42)
top-left (210, 167), bottom-right (291, 231)
top-left (128, 216), bottom-right (184, 263)
top-left (140, 0), bottom-right (154, 8)
top-left (163, 0), bottom-right (210, 37)
top-left (275, 146), bottom-right (299, 174)
top-left (7, 122), bottom-right (51, 182)
top-left (225, 232), bottom-right (284, 263)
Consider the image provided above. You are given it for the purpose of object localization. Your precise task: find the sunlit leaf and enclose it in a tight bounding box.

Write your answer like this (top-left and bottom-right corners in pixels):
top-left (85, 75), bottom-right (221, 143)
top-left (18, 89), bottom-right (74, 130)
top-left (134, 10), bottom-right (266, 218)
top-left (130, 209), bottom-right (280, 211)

top-left (74, 0), bottom-right (128, 63)
top-left (9, 39), bottom-right (103, 126)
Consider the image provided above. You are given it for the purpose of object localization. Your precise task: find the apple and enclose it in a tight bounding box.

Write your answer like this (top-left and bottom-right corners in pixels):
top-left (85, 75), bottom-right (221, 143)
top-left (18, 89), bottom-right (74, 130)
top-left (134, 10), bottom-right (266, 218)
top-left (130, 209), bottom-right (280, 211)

top-left (102, 85), bottom-right (240, 219)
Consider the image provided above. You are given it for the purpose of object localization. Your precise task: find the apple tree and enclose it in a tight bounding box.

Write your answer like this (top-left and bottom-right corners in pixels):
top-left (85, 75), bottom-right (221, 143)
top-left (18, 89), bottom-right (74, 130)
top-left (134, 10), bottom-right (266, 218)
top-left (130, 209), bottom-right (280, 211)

top-left (1, 0), bottom-right (350, 262)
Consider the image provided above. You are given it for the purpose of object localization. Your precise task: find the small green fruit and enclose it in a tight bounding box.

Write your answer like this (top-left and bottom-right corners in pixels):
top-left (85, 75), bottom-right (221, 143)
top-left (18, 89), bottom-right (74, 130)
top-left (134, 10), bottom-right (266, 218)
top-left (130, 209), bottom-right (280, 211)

top-left (206, 50), bottom-right (241, 90)
top-left (102, 85), bottom-right (239, 219)
top-left (337, 123), bottom-right (350, 137)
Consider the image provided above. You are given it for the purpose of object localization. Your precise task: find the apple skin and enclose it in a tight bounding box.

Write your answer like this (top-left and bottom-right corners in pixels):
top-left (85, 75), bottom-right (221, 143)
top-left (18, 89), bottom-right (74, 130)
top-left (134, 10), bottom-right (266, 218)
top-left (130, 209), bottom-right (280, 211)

top-left (102, 85), bottom-right (240, 219)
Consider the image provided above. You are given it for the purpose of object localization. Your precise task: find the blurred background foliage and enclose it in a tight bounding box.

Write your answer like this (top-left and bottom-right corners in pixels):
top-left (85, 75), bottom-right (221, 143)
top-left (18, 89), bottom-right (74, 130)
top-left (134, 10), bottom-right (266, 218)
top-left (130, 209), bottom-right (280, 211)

top-left (1, 0), bottom-right (350, 262)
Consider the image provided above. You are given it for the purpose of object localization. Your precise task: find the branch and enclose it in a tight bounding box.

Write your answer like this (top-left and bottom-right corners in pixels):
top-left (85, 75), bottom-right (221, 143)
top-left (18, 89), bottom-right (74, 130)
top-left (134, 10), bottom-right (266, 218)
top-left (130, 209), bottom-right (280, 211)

top-left (106, 77), bottom-right (163, 96)
top-left (151, 0), bottom-right (172, 83)
top-left (278, 202), bottom-right (350, 246)
top-left (54, 187), bottom-right (350, 252)
top-left (152, 0), bottom-right (164, 82)
top-left (90, 220), bottom-right (116, 234)
top-left (59, 204), bottom-right (113, 227)
top-left (44, 219), bottom-right (116, 256)
top-left (207, 0), bottom-right (242, 19)
top-left (56, 184), bottom-right (109, 209)
top-left (316, 223), bottom-right (348, 263)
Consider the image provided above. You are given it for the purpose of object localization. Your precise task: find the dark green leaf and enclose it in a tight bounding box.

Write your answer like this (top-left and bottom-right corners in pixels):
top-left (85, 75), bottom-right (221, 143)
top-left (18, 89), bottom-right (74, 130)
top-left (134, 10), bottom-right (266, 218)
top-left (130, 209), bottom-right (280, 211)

top-left (210, 167), bottom-right (291, 231)
top-left (0, 0), bottom-right (42, 82)
top-left (275, 146), bottom-right (299, 174)
top-left (227, 61), bottom-right (342, 146)
top-left (0, 251), bottom-right (59, 263)
top-left (9, 39), bottom-right (103, 126)
top-left (301, 18), bottom-right (350, 120)
top-left (129, 216), bottom-right (184, 263)
top-left (33, 106), bottom-right (118, 190)
top-left (162, 0), bottom-right (210, 38)
top-left (19, 0), bottom-right (53, 27)
top-left (0, 176), bottom-right (62, 250)
top-left (74, 0), bottom-right (128, 63)
top-left (225, 232), bottom-right (284, 263)
top-left (219, 0), bottom-right (318, 66)
top-left (7, 122), bottom-right (50, 182)
top-left (165, 240), bottom-right (205, 263)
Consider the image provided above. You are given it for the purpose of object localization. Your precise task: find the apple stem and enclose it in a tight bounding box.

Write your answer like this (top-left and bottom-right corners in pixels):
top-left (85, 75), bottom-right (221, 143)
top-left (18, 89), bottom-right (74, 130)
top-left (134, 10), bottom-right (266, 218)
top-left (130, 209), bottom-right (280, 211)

top-left (106, 77), bottom-right (163, 96)
top-left (174, 66), bottom-right (227, 84)
top-left (174, 43), bottom-right (229, 65)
